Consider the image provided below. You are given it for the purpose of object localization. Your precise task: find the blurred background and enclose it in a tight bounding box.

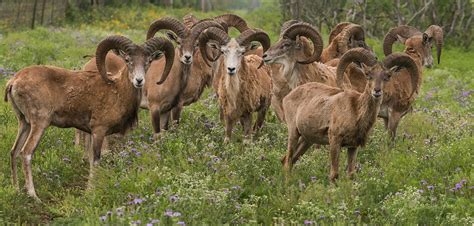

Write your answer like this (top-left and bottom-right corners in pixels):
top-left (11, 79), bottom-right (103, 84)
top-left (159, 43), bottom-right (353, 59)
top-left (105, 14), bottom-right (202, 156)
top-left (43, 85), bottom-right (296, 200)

top-left (0, 0), bottom-right (472, 48)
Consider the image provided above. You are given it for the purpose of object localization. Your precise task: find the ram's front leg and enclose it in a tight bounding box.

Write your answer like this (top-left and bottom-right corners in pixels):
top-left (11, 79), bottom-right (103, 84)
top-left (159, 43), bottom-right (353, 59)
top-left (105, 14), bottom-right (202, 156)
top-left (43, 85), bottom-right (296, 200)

top-left (88, 128), bottom-right (106, 189)
top-left (328, 135), bottom-right (342, 182)
top-left (224, 116), bottom-right (235, 143)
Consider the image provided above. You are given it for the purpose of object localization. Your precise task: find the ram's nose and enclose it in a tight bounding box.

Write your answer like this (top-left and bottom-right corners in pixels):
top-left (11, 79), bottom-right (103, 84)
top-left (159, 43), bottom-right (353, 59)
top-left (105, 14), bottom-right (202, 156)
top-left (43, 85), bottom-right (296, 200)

top-left (227, 67), bottom-right (236, 75)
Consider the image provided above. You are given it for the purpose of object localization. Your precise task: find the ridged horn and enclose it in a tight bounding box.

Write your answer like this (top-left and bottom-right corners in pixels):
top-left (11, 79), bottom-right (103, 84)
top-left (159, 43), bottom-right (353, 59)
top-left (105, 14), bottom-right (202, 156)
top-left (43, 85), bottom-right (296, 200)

top-left (280, 19), bottom-right (300, 35)
top-left (183, 13), bottom-right (200, 29)
top-left (424, 25), bottom-right (443, 64)
top-left (237, 29), bottom-right (271, 69)
top-left (96, 35), bottom-right (135, 84)
top-left (143, 37), bottom-right (175, 85)
top-left (146, 17), bottom-right (188, 40)
top-left (383, 52), bottom-right (420, 98)
top-left (336, 48), bottom-right (377, 88)
top-left (383, 25), bottom-right (421, 56)
top-left (189, 20), bottom-right (226, 46)
top-left (282, 22), bottom-right (323, 64)
top-left (329, 22), bottom-right (353, 44)
top-left (214, 14), bottom-right (249, 32)
top-left (338, 24), bottom-right (366, 53)
top-left (198, 27), bottom-right (230, 63)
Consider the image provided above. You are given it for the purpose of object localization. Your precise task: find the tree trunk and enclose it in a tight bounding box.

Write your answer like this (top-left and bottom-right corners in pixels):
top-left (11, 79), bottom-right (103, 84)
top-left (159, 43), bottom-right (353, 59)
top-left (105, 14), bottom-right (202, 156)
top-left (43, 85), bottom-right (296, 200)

top-left (40, 0), bottom-right (46, 25)
top-left (31, 0), bottom-right (39, 29)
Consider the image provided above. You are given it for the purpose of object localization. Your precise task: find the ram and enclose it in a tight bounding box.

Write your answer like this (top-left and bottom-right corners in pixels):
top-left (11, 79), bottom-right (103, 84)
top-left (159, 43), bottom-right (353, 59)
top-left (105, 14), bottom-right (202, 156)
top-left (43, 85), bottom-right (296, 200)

top-left (321, 22), bottom-right (370, 64)
top-left (199, 27), bottom-right (272, 142)
top-left (5, 36), bottom-right (174, 200)
top-left (335, 25), bottom-right (443, 140)
top-left (171, 14), bottom-right (251, 125)
top-left (282, 48), bottom-right (419, 181)
top-left (262, 22), bottom-right (352, 122)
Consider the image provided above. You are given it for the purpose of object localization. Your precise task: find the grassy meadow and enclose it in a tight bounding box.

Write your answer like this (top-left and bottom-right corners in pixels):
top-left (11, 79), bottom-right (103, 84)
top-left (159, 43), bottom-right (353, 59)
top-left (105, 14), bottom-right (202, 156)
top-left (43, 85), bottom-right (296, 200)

top-left (0, 4), bottom-right (473, 225)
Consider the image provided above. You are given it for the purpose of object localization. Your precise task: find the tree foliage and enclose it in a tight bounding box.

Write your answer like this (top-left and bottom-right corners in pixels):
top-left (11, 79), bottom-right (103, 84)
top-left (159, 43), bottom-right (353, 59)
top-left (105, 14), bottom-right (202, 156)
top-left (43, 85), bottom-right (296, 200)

top-left (280, 0), bottom-right (473, 48)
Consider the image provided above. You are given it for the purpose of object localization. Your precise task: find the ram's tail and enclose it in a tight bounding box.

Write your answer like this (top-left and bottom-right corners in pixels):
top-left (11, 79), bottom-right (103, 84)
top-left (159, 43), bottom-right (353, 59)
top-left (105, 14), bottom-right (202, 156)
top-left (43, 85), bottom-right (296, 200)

top-left (4, 81), bottom-right (12, 102)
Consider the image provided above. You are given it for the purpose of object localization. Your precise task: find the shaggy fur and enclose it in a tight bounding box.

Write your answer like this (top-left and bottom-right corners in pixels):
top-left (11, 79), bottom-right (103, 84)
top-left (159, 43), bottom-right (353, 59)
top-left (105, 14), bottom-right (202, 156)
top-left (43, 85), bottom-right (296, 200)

top-left (217, 55), bottom-right (272, 142)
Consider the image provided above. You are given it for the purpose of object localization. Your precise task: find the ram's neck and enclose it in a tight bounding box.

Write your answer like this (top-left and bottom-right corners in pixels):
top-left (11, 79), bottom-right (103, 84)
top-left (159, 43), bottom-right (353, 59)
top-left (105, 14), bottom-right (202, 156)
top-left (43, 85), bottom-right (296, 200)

top-left (357, 86), bottom-right (381, 134)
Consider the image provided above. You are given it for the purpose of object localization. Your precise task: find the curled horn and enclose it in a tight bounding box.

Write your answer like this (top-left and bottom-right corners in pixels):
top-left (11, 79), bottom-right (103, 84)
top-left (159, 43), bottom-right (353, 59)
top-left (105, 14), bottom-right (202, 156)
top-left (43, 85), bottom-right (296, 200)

top-left (328, 22), bottom-right (353, 44)
top-left (383, 25), bottom-right (422, 56)
top-left (183, 13), bottom-right (200, 29)
top-left (146, 17), bottom-right (188, 40)
top-left (338, 24), bottom-right (365, 53)
top-left (96, 35), bottom-right (135, 84)
top-left (424, 25), bottom-right (444, 64)
top-left (236, 29), bottom-right (271, 69)
top-left (282, 22), bottom-right (323, 64)
top-left (189, 20), bottom-right (226, 46)
top-left (383, 53), bottom-right (420, 98)
top-left (214, 13), bottom-right (249, 32)
top-left (143, 37), bottom-right (175, 85)
top-left (198, 27), bottom-right (230, 64)
top-left (336, 48), bottom-right (377, 88)
top-left (280, 19), bottom-right (300, 35)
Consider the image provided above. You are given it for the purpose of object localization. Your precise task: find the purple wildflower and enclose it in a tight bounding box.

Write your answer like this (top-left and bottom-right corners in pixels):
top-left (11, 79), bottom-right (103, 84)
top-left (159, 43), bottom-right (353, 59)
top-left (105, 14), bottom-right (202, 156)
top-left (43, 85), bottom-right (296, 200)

top-left (187, 157), bottom-right (194, 163)
top-left (99, 215), bottom-right (107, 222)
top-left (135, 151), bottom-right (142, 157)
top-left (173, 212), bottom-right (182, 217)
top-left (417, 189), bottom-right (424, 193)
top-left (461, 91), bottom-right (472, 97)
top-left (460, 179), bottom-right (467, 184)
top-left (147, 224), bottom-right (153, 226)
top-left (427, 185), bottom-right (434, 191)
top-left (133, 198), bottom-right (144, 204)
top-left (213, 157), bottom-right (221, 162)
top-left (455, 183), bottom-right (462, 190)
top-left (169, 195), bottom-right (179, 202)
top-left (62, 157), bottom-right (71, 163)
top-left (310, 176), bottom-right (317, 182)
top-left (177, 221), bottom-right (186, 225)
top-left (106, 211), bottom-right (112, 216)
top-left (304, 220), bottom-right (314, 225)
top-left (164, 210), bottom-right (174, 217)
top-left (150, 219), bottom-right (160, 224)
top-left (131, 220), bottom-right (141, 225)
top-left (231, 185), bottom-right (241, 190)
top-left (420, 180), bottom-right (428, 185)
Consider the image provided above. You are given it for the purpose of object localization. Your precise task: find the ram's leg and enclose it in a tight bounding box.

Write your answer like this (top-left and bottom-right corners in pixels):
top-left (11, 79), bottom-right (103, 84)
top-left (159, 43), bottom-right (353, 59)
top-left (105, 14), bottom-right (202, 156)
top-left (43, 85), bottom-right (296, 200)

top-left (291, 138), bottom-right (313, 165)
top-left (160, 110), bottom-right (171, 132)
top-left (388, 110), bottom-right (402, 142)
top-left (224, 117), bottom-right (235, 143)
top-left (347, 147), bottom-right (358, 179)
top-left (328, 136), bottom-right (342, 182)
top-left (171, 104), bottom-right (183, 125)
top-left (253, 103), bottom-right (268, 135)
top-left (150, 106), bottom-right (161, 134)
top-left (240, 113), bottom-right (252, 141)
top-left (283, 125), bottom-right (299, 171)
top-left (11, 118), bottom-right (30, 191)
top-left (20, 122), bottom-right (47, 201)
top-left (88, 128), bottom-right (106, 189)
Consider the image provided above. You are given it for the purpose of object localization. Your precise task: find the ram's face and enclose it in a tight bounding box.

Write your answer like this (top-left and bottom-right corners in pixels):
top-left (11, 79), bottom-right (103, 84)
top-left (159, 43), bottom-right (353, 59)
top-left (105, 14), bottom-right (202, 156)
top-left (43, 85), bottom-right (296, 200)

top-left (263, 38), bottom-right (298, 65)
top-left (361, 63), bottom-right (398, 99)
top-left (166, 32), bottom-right (194, 65)
top-left (401, 34), bottom-right (433, 68)
top-left (219, 39), bottom-right (245, 76)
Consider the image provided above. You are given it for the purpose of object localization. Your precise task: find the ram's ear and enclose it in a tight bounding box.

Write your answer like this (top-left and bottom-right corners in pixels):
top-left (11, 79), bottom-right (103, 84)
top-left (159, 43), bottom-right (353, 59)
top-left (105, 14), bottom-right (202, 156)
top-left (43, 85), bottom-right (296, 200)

top-left (114, 49), bottom-right (130, 62)
top-left (207, 42), bottom-right (220, 50)
top-left (397, 34), bottom-right (407, 44)
top-left (389, 65), bottom-right (402, 73)
top-left (151, 51), bottom-right (164, 60)
top-left (422, 33), bottom-right (433, 45)
top-left (166, 31), bottom-right (180, 44)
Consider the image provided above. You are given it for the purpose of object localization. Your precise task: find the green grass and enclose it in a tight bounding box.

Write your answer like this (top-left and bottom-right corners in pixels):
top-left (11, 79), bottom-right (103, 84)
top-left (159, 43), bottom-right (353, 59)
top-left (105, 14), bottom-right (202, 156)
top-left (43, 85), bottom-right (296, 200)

top-left (0, 5), bottom-right (473, 225)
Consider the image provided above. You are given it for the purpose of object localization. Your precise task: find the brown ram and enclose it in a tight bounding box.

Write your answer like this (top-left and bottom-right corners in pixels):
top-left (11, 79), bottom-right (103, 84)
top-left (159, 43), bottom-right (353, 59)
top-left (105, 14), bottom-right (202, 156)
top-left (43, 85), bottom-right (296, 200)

top-left (282, 48), bottom-right (419, 181)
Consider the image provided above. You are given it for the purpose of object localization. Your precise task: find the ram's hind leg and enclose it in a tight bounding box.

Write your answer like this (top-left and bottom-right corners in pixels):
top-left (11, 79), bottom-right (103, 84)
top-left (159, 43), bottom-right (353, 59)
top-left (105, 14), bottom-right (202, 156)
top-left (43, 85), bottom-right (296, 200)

top-left (88, 128), bottom-right (106, 189)
top-left (11, 118), bottom-right (30, 190)
top-left (253, 103), bottom-right (268, 136)
top-left (347, 147), bottom-right (358, 179)
top-left (328, 135), bottom-right (342, 182)
top-left (20, 121), bottom-right (48, 201)
top-left (388, 110), bottom-right (402, 142)
top-left (283, 125), bottom-right (299, 172)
